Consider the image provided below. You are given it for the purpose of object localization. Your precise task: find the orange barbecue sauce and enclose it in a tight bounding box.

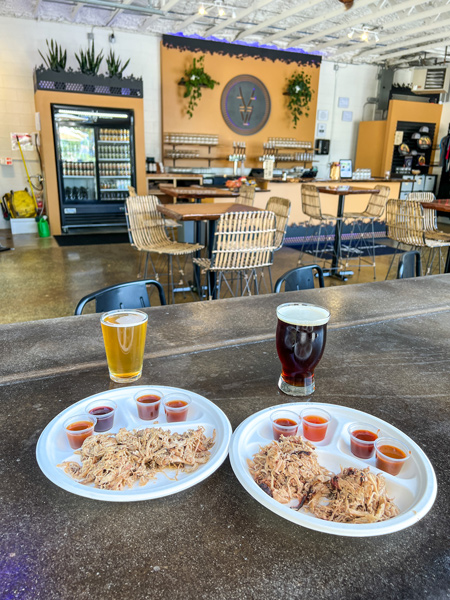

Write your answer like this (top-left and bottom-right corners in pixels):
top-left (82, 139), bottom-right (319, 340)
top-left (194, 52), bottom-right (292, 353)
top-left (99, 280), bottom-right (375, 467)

top-left (164, 400), bottom-right (189, 422)
top-left (376, 444), bottom-right (408, 475)
top-left (66, 421), bottom-right (94, 449)
top-left (302, 415), bottom-right (329, 442)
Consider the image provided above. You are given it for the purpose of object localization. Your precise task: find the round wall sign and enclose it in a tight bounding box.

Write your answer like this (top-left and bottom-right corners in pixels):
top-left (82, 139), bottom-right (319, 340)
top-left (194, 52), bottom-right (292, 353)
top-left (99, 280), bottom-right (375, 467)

top-left (221, 75), bottom-right (271, 136)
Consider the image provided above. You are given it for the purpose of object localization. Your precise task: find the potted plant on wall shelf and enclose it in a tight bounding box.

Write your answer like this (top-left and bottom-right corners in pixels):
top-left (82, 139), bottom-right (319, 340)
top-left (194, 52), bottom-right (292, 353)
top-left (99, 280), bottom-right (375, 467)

top-left (180, 55), bottom-right (219, 118)
top-left (38, 39), bottom-right (67, 72)
top-left (285, 71), bottom-right (313, 128)
top-left (106, 50), bottom-right (131, 78)
top-left (75, 42), bottom-right (104, 76)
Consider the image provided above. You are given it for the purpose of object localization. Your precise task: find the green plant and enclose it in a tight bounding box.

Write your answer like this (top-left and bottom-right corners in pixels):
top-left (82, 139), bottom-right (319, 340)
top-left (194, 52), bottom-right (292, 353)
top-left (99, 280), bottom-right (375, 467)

top-left (38, 39), bottom-right (67, 72)
top-left (183, 56), bottom-right (219, 118)
top-left (75, 42), bottom-right (104, 76)
top-left (106, 50), bottom-right (130, 78)
top-left (285, 71), bottom-right (313, 128)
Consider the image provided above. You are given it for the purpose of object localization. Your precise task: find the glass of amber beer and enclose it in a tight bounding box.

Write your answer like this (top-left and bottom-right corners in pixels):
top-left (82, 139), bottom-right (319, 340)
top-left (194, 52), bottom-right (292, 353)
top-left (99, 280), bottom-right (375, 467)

top-left (100, 309), bottom-right (148, 383)
top-left (276, 302), bottom-right (330, 396)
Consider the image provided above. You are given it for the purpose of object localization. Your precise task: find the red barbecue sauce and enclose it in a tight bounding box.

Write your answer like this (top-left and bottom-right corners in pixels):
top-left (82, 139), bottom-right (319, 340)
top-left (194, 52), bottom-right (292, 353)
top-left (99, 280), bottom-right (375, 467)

top-left (272, 418), bottom-right (298, 441)
top-left (137, 395), bottom-right (161, 420)
top-left (164, 400), bottom-right (189, 423)
top-left (350, 429), bottom-right (378, 459)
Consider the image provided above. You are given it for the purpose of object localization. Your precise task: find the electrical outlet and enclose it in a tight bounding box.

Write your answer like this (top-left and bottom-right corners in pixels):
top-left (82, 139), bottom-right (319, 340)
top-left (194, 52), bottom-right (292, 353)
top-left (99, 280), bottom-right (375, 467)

top-left (87, 32), bottom-right (94, 41)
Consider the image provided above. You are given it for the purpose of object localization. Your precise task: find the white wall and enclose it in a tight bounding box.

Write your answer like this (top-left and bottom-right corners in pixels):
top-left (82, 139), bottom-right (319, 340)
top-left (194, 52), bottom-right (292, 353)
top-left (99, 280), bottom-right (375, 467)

top-left (0, 16), bottom-right (161, 228)
top-left (314, 61), bottom-right (379, 178)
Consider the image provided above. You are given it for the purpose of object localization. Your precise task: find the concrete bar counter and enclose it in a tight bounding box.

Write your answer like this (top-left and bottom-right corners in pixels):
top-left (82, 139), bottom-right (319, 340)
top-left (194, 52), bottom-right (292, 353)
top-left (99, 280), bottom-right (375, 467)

top-left (1, 276), bottom-right (449, 599)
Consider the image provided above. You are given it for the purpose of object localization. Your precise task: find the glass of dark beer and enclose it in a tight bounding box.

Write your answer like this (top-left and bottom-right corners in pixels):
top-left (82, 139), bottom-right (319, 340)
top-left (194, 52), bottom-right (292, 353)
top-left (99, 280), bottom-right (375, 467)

top-left (276, 302), bottom-right (330, 396)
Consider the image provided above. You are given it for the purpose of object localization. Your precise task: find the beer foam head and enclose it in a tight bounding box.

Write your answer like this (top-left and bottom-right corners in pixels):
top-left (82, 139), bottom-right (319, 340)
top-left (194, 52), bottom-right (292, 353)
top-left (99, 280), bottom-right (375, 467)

top-left (101, 310), bottom-right (148, 327)
top-left (277, 303), bottom-right (330, 326)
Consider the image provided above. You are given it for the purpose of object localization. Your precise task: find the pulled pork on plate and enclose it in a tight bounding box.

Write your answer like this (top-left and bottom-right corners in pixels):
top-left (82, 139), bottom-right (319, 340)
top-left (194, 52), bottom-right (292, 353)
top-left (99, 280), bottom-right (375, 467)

top-left (58, 426), bottom-right (216, 491)
top-left (248, 436), bottom-right (399, 524)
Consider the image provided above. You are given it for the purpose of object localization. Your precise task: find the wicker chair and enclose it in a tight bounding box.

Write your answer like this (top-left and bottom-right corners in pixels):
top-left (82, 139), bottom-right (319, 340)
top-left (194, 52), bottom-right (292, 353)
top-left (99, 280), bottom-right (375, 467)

top-left (238, 185), bottom-right (256, 207)
top-left (298, 184), bottom-right (338, 265)
top-left (193, 210), bottom-right (277, 299)
top-left (265, 196), bottom-right (291, 290)
top-left (406, 192), bottom-right (437, 232)
top-left (126, 195), bottom-right (204, 303)
top-left (385, 198), bottom-right (450, 277)
top-left (343, 185), bottom-right (390, 279)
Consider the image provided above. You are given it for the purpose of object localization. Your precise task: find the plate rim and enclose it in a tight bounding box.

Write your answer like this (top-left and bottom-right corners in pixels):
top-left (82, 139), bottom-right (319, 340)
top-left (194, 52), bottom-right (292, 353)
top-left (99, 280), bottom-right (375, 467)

top-left (36, 385), bottom-right (232, 502)
top-left (229, 402), bottom-right (437, 537)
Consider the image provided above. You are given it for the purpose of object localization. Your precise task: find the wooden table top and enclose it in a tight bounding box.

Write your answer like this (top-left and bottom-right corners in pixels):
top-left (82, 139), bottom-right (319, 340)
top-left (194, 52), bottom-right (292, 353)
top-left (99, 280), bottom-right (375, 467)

top-left (421, 200), bottom-right (450, 212)
top-left (317, 185), bottom-right (380, 195)
top-left (159, 185), bottom-right (237, 199)
top-left (157, 202), bottom-right (261, 221)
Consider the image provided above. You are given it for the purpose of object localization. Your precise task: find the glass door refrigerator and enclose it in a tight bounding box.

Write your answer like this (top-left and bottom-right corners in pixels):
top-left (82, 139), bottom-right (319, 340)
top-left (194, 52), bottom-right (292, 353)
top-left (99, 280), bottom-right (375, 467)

top-left (52, 104), bottom-right (136, 231)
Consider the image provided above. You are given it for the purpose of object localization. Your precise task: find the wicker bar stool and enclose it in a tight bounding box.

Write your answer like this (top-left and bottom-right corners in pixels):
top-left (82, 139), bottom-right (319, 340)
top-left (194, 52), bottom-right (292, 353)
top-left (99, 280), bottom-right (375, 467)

top-left (385, 198), bottom-right (450, 277)
top-left (193, 210), bottom-right (277, 299)
top-left (298, 184), bottom-right (338, 265)
top-left (406, 192), bottom-right (437, 232)
top-left (343, 185), bottom-right (390, 279)
top-left (238, 185), bottom-right (256, 206)
top-left (265, 196), bottom-right (291, 290)
top-left (126, 195), bottom-right (204, 303)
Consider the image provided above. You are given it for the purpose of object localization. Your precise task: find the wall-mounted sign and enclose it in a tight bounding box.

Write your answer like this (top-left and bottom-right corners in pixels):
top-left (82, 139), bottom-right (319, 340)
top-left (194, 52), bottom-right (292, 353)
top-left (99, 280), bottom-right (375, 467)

top-left (342, 111), bottom-right (353, 122)
top-left (11, 133), bottom-right (34, 151)
top-left (338, 97), bottom-right (349, 108)
top-left (394, 130), bottom-right (404, 145)
top-left (221, 75), bottom-right (271, 136)
top-left (317, 123), bottom-right (327, 136)
top-left (317, 110), bottom-right (329, 121)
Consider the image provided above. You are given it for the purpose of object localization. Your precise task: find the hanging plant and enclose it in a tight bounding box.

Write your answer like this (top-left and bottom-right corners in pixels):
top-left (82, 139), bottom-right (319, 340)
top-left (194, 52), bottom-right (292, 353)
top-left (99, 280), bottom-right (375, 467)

top-left (181, 56), bottom-right (219, 118)
top-left (285, 71), bottom-right (313, 128)
top-left (106, 50), bottom-right (131, 79)
top-left (75, 42), bottom-right (104, 76)
top-left (38, 39), bottom-right (67, 72)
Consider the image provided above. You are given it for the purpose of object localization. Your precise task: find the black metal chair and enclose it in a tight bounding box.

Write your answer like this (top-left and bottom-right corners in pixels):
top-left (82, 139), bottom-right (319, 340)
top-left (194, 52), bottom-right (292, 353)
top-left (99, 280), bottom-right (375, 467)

top-left (397, 251), bottom-right (422, 279)
top-left (274, 265), bottom-right (325, 293)
top-left (75, 279), bottom-right (166, 315)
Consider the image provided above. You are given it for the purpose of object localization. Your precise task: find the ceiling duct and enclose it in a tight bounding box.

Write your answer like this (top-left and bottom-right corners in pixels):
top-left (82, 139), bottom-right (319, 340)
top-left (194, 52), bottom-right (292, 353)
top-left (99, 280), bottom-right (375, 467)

top-left (412, 67), bottom-right (450, 94)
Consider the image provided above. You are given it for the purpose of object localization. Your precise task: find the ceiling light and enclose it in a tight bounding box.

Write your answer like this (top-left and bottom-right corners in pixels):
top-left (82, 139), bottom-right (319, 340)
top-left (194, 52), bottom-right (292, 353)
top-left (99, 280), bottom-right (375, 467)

top-left (218, 7), bottom-right (225, 16)
top-left (361, 30), bottom-right (369, 42)
top-left (198, 4), bottom-right (207, 15)
top-left (232, 9), bottom-right (236, 18)
top-left (347, 29), bottom-right (354, 39)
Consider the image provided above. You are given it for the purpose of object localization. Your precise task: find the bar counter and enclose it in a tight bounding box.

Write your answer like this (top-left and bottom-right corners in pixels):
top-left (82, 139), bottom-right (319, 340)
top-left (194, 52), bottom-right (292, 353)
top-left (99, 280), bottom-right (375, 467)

top-left (1, 276), bottom-right (449, 599)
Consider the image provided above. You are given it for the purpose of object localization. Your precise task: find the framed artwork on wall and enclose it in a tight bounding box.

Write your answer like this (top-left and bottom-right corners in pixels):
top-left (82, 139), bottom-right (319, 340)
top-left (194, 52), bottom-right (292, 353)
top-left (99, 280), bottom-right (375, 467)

top-left (220, 75), bottom-right (271, 135)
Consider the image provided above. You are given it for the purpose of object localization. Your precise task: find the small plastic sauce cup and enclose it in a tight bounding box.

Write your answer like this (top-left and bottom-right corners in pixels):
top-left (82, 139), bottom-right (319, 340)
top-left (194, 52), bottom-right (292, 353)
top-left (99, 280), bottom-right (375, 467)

top-left (163, 392), bottom-right (191, 423)
top-left (375, 437), bottom-right (410, 476)
top-left (87, 399), bottom-right (117, 432)
top-left (64, 414), bottom-right (97, 449)
top-left (135, 387), bottom-right (164, 421)
top-left (270, 409), bottom-right (300, 441)
top-left (300, 407), bottom-right (331, 442)
top-left (348, 422), bottom-right (380, 459)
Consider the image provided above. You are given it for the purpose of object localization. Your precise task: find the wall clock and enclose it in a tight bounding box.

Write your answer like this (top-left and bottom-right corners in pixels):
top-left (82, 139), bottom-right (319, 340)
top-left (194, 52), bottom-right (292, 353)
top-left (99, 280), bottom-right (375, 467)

top-left (220, 75), bottom-right (271, 136)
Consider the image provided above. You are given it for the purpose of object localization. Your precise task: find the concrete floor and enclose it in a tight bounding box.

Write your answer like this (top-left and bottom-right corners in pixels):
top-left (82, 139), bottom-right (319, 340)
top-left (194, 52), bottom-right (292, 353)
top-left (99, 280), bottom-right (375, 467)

top-left (0, 228), bottom-right (446, 324)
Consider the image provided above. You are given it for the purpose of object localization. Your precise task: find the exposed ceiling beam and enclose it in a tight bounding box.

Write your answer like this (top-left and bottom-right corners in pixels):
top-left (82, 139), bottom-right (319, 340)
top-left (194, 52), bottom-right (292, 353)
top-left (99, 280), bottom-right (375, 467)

top-left (33, 0), bottom-right (43, 17)
top-left (235, 0), bottom-right (325, 41)
top-left (289, 0), bottom-right (432, 48)
top-left (178, 10), bottom-right (208, 30)
top-left (382, 39), bottom-right (450, 62)
top-left (71, 3), bottom-right (83, 20)
top-left (326, 6), bottom-right (450, 58)
top-left (140, 0), bottom-right (182, 31)
top-left (63, 0), bottom-right (163, 16)
top-left (263, 0), bottom-right (375, 45)
top-left (205, 0), bottom-right (274, 37)
top-left (362, 30), bottom-right (450, 59)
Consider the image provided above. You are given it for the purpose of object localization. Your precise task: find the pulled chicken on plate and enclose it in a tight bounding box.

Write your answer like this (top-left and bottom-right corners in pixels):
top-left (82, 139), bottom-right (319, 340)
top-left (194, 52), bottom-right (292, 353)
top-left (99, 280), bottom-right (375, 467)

top-left (58, 426), bottom-right (216, 491)
top-left (249, 436), bottom-right (399, 524)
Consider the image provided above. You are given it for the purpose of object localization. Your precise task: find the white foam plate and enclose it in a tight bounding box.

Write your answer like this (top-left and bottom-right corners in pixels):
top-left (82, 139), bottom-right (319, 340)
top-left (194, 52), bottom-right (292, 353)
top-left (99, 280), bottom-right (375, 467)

top-left (229, 402), bottom-right (436, 537)
top-left (36, 386), bottom-right (232, 502)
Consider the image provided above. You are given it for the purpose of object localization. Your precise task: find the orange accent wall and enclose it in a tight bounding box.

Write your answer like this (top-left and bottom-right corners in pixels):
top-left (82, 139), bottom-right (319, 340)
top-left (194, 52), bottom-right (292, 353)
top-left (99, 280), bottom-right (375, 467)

top-left (35, 91), bottom-right (146, 236)
top-left (160, 43), bottom-right (320, 170)
top-left (355, 121), bottom-right (386, 176)
top-left (382, 99), bottom-right (442, 175)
